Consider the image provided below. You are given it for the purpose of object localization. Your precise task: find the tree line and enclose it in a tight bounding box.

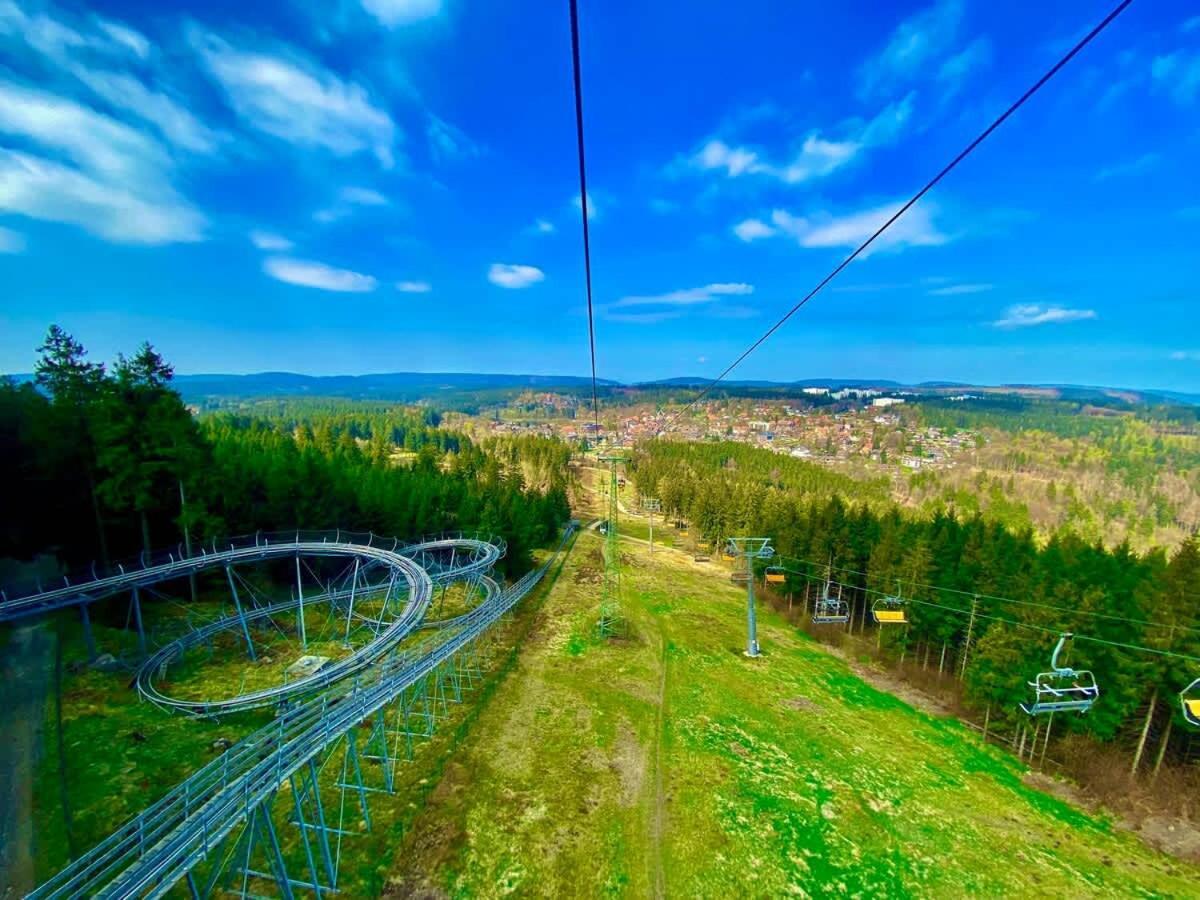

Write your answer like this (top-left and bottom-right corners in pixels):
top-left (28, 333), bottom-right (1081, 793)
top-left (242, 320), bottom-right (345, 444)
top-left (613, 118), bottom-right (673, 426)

top-left (1, 327), bottom-right (571, 579)
top-left (629, 438), bottom-right (1200, 770)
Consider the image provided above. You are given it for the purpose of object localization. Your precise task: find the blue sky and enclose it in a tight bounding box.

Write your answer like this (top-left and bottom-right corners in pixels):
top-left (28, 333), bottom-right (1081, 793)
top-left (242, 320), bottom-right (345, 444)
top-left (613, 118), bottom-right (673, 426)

top-left (0, 0), bottom-right (1198, 390)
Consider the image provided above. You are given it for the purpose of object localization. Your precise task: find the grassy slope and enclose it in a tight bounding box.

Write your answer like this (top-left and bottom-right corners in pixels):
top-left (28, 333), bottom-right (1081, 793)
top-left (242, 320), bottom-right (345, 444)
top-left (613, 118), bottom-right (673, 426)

top-left (387, 530), bottom-right (1198, 898)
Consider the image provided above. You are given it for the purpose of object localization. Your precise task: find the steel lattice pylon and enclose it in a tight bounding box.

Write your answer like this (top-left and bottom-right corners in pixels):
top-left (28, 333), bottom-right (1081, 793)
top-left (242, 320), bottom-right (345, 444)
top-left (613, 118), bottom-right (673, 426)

top-left (597, 452), bottom-right (627, 637)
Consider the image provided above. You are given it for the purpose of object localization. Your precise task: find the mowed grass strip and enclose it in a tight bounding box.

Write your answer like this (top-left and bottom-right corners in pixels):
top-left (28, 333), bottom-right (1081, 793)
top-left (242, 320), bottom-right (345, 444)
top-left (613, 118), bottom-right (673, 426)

top-left (388, 530), bottom-right (1199, 898)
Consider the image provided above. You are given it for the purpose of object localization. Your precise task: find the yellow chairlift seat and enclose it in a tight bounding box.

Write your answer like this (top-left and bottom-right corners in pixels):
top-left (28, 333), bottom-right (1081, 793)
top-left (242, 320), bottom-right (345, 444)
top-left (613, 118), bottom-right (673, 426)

top-left (765, 572), bottom-right (786, 584)
top-left (1186, 698), bottom-right (1200, 718)
top-left (874, 609), bottom-right (908, 624)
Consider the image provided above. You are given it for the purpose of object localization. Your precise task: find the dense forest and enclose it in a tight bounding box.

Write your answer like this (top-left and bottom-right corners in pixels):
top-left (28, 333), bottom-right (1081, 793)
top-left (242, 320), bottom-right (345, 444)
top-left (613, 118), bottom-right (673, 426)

top-left (630, 438), bottom-right (1200, 771)
top-left (0, 328), bottom-right (571, 580)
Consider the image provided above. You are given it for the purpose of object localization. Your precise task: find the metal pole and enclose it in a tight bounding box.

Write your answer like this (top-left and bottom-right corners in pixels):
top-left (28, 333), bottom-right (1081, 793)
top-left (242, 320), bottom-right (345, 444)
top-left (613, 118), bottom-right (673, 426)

top-left (960, 596), bottom-right (978, 680)
top-left (225, 566), bottom-right (256, 660)
top-left (343, 559), bottom-right (361, 647)
top-left (80, 603), bottom-right (96, 661)
top-left (179, 479), bottom-right (197, 602)
top-left (131, 586), bottom-right (146, 657)
top-left (296, 556), bottom-right (307, 650)
top-left (745, 552), bottom-right (759, 657)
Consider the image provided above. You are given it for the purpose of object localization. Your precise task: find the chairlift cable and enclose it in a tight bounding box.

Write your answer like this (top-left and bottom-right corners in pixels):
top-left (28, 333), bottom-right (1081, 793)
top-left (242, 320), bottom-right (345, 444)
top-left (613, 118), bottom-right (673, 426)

top-left (658, 0), bottom-right (1135, 435)
top-left (773, 552), bottom-right (1200, 637)
top-left (569, 0), bottom-right (601, 430)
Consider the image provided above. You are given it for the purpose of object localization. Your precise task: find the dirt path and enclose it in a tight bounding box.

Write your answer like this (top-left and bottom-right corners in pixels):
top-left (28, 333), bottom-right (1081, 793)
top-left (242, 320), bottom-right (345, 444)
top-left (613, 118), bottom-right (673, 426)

top-left (0, 624), bottom-right (55, 896)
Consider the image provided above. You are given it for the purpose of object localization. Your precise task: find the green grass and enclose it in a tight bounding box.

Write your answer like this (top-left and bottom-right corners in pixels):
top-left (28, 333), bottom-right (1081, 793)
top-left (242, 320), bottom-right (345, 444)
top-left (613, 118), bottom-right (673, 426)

top-left (386, 531), bottom-right (1199, 897)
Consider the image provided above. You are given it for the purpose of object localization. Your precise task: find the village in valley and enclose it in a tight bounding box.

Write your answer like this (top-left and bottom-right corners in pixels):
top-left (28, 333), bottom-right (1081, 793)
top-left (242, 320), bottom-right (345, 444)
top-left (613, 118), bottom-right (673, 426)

top-left (476, 388), bottom-right (984, 476)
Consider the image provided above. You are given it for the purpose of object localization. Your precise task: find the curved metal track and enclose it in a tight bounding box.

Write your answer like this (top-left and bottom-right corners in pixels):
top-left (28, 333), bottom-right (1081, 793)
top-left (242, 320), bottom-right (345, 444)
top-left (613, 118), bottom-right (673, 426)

top-left (0, 530), bottom-right (504, 624)
top-left (135, 572), bottom-right (501, 716)
top-left (22, 524), bottom-right (577, 899)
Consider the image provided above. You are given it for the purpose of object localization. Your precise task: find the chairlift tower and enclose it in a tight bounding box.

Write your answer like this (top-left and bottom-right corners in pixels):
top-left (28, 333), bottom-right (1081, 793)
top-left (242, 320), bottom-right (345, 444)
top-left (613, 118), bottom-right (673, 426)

top-left (597, 451), bottom-right (628, 637)
top-left (727, 537), bottom-right (774, 657)
top-left (643, 497), bottom-right (661, 556)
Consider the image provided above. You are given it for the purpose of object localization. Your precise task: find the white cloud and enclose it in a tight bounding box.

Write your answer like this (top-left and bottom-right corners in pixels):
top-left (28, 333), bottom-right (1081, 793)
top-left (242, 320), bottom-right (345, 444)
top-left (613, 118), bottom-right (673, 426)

top-left (0, 149), bottom-right (204, 243)
top-left (339, 186), bottom-right (389, 206)
top-left (396, 280), bottom-right (431, 293)
top-left (733, 218), bottom-right (776, 242)
top-left (533, 218), bottom-right (556, 234)
top-left (0, 224), bottom-right (25, 252)
top-left (603, 310), bottom-right (685, 325)
top-left (190, 28), bottom-right (397, 167)
top-left (858, 0), bottom-right (964, 98)
top-left (572, 191), bottom-right (599, 220)
top-left (766, 200), bottom-right (950, 254)
top-left (249, 229), bottom-right (293, 251)
top-left (938, 37), bottom-right (992, 94)
top-left (488, 263), bottom-right (544, 289)
top-left (928, 282), bottom-right (992, 295)
top-left (426, 114), bottom-right (479, 163)
top-left (1151, 51), bottom-right (1200, 105)
top-left (315, 185), bottom-right (391, 222)
top-left (360, 0), bottom-right (442, 27)
top-left (71, 68), bottom-right (223, 154)
top-left (0, 2), bottom-right (148, 66)
top-left (93, 17), bottom-right (149, 59)
top-left (0, 79), bottom-right (204, 244)
top-left (686, 93), bottom-right (914, 187)
top-left (0, 78), bottom-right (170, 184)
top-left (993, 304), bottom-right (1096, 328)
top-left (697, 355), bottom-right (708, 364)
top-left (1170, 350), bottom-right (1200, 362)
top-left (1094, 152), bottom-right (1160, 182)
top-left (263, 256), bottom-right (377, 292)
top-left (611, 282), bottom-right (753, 310)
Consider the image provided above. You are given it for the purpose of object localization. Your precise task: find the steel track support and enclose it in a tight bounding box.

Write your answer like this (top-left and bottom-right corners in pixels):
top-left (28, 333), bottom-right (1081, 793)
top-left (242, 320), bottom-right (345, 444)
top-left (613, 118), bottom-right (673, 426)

top-left (257, 795), bottom-right (296, 900)
top-left (225, 565), bottom-right (257, 661)
top-left (288, 772), bottom-right (326, 897)
top-left (79, 603), bottom-right (96, 660)
top-left (130, 586), bottom-right (146, 657)
top-left (343, 559), bottom-right (361, 648)
top-left (305, 759), bottom-right (338, 888)
top-left (343, 731), bottom-right (372, 831)
top-left (295, 555), bottom-right (307, 650)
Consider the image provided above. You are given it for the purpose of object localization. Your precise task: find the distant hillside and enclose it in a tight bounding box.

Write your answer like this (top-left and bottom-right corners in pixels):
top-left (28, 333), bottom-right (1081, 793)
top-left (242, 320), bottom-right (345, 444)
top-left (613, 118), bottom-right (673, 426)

top-left (174, 371), bottom-right (620, 402)
top-left (15, 366), bottom-right (1191, 408)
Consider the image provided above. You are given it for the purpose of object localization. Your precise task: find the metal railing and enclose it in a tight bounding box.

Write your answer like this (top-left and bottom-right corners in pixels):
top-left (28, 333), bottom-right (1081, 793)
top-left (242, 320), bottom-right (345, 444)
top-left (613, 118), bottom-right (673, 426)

top-left (0, 530), bottom-right (505, 623)
top-left (30, 523), bottom-right (575, 899)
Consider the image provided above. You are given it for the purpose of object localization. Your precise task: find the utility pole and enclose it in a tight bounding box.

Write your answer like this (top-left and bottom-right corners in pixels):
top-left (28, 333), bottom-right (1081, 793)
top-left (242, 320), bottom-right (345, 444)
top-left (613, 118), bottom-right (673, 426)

top-left (643, 497), bottom-right (660, 556)
top-left (727, 537), bottom-right (774, 658)
top-left (960, 595), bottom-right (979, 681)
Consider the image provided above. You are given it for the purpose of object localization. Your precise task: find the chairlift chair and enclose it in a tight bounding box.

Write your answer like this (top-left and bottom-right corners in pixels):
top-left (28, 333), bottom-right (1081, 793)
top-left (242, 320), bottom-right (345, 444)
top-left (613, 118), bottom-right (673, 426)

top-left (1182, 678), bottom-right (1200, 728)
top-left (811, 581), bottom-right (850, 625)
top-left (765, 566), bottom-right (786, 585)
top-left (1019, 633), bottom-right (1099, 716)
top-left (730, 570), bottom-right (750, 584)
top-left (871, 595), bottom-right (908, 625)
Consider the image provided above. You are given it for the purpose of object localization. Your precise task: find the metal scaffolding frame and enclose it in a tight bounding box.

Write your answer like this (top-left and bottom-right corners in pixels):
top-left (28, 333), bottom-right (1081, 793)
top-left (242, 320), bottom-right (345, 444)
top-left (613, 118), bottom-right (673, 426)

top-left (12, 525), bottom-right (576, 899)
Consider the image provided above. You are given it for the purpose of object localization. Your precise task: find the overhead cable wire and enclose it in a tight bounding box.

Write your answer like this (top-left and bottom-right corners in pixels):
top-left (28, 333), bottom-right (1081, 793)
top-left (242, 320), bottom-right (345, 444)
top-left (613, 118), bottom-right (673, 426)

top-left (789, 569), bottom-right (1200, 666)
top-left (773, 551), bottom-right (1200, 637)
top-left (568, 0), bottom-right (601, 429)
top-left (659, 0), bottom-right (1135, 434)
